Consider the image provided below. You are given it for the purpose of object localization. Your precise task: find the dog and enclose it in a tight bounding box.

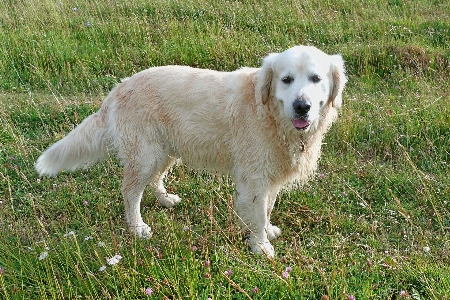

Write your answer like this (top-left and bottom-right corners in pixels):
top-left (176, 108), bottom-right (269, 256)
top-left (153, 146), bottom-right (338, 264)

top-left (35, 45), bottom-right (347, 257)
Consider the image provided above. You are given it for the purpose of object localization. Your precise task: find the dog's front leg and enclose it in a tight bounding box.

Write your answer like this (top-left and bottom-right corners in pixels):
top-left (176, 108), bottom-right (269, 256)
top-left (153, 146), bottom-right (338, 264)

top-left (234, 179), bottom-right (275, 258)
top-left (266, 190), bottom-right (282, 241)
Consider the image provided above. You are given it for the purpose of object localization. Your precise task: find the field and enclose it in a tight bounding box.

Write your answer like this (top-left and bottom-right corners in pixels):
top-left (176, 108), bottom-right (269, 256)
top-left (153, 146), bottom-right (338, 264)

top-left (0, 0), bottom-right (449, 299)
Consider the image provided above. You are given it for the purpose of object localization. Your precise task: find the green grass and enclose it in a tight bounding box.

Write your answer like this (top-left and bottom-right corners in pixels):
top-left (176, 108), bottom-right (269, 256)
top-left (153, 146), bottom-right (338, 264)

top-left (1, 0), bottom-right (449, 299)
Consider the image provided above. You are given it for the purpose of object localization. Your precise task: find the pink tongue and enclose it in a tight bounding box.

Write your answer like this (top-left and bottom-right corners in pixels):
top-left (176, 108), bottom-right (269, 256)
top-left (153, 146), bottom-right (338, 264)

top-left (292, 118), bottom-right (309, 129)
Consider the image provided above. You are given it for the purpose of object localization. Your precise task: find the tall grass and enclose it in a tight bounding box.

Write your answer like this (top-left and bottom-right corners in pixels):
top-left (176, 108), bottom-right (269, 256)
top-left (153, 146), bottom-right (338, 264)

top-left (1, 0), bottom-right (449, 299)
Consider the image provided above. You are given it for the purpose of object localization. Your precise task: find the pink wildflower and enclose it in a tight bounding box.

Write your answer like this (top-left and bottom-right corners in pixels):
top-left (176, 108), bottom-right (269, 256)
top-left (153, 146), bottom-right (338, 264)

top-left (399, 290), bottom-right (410, 298)
top-left (145, 287), bottom-right (153, 296)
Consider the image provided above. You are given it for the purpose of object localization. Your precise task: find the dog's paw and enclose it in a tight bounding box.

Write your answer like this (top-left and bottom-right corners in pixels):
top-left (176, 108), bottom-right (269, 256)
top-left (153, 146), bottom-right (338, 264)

top-left (131, 223), bottom-right (153, 239)
top-left (159, 194), bottom-right (182, 208)
top-left (249, 237), bottom-right (275, 258)
top-left (267, 224), bottom-right (282, 241)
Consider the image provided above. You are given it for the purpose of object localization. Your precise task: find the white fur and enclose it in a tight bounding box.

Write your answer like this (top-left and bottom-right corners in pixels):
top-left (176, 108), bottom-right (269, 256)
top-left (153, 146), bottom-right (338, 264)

top-left (35, 45), bottom-right (347, 258)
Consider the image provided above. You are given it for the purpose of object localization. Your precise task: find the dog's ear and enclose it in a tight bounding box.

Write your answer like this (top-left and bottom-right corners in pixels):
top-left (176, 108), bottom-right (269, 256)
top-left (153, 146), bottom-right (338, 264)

top-left (255, 53), bottom-right (278, 107)
top-left (329, 54), bottom-right (347, 108)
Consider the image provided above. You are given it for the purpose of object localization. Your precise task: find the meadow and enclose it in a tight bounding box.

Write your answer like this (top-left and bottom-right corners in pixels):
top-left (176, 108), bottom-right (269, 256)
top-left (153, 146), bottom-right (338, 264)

top-left (0, 0), bottom-right (449, 299)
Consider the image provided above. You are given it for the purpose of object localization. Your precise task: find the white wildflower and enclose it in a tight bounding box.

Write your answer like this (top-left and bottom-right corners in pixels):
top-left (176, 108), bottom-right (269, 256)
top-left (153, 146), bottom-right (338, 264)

top-left (64, 231), bottom-right (75, 237)
top-left (39, 251), bottom-right (49, 261)
top-left (307, 240), bottom-right (315, 247)
top-left (99, 265), bottom-right (107, 272)
top-left (107, 254), bottom-right (122, 265)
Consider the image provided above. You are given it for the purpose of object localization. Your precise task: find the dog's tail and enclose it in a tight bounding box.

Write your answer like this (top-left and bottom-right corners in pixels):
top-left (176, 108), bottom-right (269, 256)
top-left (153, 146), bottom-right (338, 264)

top-left (35, 110), bottom-right (110, 177)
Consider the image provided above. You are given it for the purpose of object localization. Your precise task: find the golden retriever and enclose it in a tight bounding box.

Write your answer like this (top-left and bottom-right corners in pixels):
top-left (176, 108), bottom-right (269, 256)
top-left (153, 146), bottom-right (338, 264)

top-left (36, 45), bottom-right (347, 257)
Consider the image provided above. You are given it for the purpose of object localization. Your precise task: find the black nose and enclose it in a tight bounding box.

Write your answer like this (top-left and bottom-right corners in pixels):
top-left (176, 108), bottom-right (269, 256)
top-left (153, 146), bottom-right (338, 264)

top-left (293, 98), bottom-right (311, 115)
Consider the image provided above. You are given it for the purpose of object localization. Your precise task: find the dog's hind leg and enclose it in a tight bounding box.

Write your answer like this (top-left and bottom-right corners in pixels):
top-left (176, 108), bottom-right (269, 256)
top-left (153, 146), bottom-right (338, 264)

top-left (151, 157), bottom-right (182, 208)
top-left (121, 159), bottom-right (155, 239)
top-left (121, 142), bottom-right (182, 237)
top-left (120, 137), bottom-right (170, 238)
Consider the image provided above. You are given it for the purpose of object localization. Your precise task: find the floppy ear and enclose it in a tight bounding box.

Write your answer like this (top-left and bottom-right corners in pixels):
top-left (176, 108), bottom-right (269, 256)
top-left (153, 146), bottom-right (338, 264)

top-left (255, 53), bottom-right (278, 107)
top-left (329, 54), bottom-right (348, 108)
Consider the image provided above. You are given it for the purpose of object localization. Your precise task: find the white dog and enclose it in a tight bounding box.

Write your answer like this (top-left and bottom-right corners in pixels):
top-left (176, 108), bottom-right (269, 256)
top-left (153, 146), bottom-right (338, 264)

top-left (36, 46), bottom-right (347, 257)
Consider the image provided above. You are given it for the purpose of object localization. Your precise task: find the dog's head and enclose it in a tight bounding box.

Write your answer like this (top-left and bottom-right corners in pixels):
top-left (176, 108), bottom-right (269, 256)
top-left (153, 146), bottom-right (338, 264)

top-left (255, 46), bottom-right (347, 132)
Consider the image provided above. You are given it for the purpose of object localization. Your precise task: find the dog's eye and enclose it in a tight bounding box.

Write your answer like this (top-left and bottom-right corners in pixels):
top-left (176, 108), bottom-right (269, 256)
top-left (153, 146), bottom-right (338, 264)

top-left (282, 76), bottom-right (293, 84)
top-left (310, 74), bottom-right (321, 83)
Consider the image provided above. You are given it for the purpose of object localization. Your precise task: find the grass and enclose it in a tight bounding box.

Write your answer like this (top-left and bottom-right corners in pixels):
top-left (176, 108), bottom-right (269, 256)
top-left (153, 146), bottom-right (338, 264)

top-left (0, 0), bottom-right (449, 299)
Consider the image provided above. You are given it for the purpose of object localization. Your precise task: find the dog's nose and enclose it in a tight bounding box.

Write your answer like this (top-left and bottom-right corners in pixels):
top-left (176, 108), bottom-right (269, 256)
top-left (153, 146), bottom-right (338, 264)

top-left (293, 98), bottom-right (311, 115)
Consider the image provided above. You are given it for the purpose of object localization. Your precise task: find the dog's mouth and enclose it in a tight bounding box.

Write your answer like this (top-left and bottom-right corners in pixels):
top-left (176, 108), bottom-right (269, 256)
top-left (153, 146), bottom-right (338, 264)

top-left (292, 118), bottom-right (310, 130)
